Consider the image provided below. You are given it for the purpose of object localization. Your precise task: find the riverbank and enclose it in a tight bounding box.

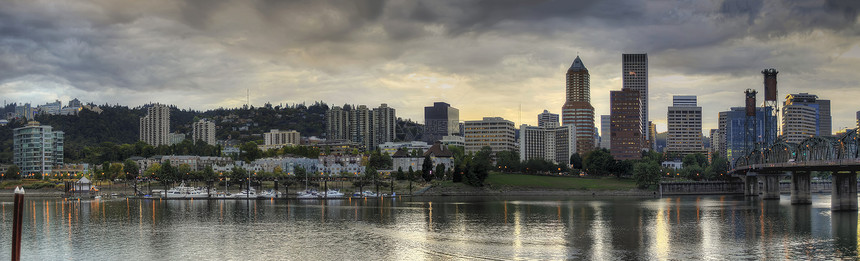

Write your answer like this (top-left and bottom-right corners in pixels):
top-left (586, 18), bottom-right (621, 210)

top-left (1, 173), bottom-right (657, 198)
top-left (417, 173), bottom-right (655, 197)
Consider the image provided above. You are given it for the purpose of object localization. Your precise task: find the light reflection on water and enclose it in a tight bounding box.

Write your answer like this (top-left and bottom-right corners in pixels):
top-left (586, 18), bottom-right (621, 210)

top-left (0, 194), bottom-right (857, 259)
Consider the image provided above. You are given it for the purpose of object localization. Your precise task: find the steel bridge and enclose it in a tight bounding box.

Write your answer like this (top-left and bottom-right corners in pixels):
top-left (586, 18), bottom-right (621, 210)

top-left (729, 128), bottom-right (860, 211)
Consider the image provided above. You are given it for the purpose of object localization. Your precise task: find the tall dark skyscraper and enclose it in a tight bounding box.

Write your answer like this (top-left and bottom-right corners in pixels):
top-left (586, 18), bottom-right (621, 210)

top-left (622, 53), bottom-right (649, 149)
top-left (561, 56), bottom-right (595, 154)
top-left (424, 102), bottom-right (460, 143)
top-left (610, 88), bottom-right (643, 160)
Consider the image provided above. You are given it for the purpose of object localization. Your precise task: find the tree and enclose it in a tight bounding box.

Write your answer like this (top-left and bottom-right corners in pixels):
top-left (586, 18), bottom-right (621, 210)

top-left (610, 160), bottom-right (633, 178)
top-left (422, 154), bottom-right (433, 182)
top-left (583, 148), bottom-right (615, 176)
top-left (435, 163), bottom-right (446, 180)
top-left (452, 163), bottom-right (463, 183)
top-left (123, 159), bottom-right (139, 180)
top-left (396, 167), bottom-right (405, 180)
top-left (239, 141), bottom-right (263, 162)
top-left (5, 165), bottom-right (21, 179)
top-left (633, 161), bottom-right (661, 189)
top-left (495, 151), bottom-right (520, 172)
top-left (178, 164), bottom-right (193, 181)
top-left (230, 166), bottom-right (248, 189)
top-left (465, 146), bottom-right (492, 187)
top-left (570, 153), bottom-right (583, 170)
top-left (707, 153), bottom-right (728, 180)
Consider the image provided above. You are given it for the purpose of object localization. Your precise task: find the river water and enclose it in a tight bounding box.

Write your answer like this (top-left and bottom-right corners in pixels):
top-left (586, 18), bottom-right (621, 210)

top-left (0, 194), bottom-right (857, 260)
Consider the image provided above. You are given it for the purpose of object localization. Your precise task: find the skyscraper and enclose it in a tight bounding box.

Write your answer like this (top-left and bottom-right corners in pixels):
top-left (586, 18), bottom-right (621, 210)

top-left (326, 106), bottom-right (350, 140)
top-left (599, 115), bottom-right (611, 149)
top-left (561, 56), bottom-right (595, 155)
top-left (424, 102), bottom-right (460, 143)
top-left (667, 96), bottom-right (704, 157)
top-left (610, 88), bottom-right (643, 160)
top-left (782, 93), bottom-right (831, 143)
top-left (140, 104), bottom-right (170, 146)
top-left (372, 104), bottom-right (397, 150)
top-left (13, 121), bottom-right (63, 177)
top-left (622, 54), bottom-right (649, 148)
top-left (723, 106), bottom-right (776, 162)
top-left (192, 119), bottom-right (216, 145)
top-left (538, 110), bottom-right (559, 127)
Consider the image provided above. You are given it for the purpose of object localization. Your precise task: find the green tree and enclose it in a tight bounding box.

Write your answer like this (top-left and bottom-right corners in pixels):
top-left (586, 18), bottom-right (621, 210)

top-left (435, 163), bottom-right (446, 180)
top-left (465, 146), bottom-right (492, 187)
top-left (422, 154), bottom-right (433, 182)
top-left (452, 163), bottom-right (463, 183)
top-left (178, 164), bottom-right (193, 181)
top-left (123, 159), bottom-right (139, 180)
top-left (633, 161), bottom-right (661, 189)
top-left (395, 167), bottom-right (405, 180)
top-left (5, 165), bottom-right (21, 179)
top-left (583, 148), bottom-right (614, 176)
top-left (495, 150), bottom-right (520, 172)
top-left (570, 153), bottom-right (583, 170)
top-left (707, 153), bottom-right (729, 180)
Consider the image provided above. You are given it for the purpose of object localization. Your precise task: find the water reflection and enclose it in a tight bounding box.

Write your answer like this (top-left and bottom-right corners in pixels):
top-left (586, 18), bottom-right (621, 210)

top-left (0, 195), bottom-right (858, 259)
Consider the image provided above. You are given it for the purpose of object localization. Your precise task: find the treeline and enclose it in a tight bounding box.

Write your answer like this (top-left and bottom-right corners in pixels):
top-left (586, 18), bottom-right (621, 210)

top-left (70, 140), bottom-right (223, 165)
top-left (0, 102), bottom-right (336, 164)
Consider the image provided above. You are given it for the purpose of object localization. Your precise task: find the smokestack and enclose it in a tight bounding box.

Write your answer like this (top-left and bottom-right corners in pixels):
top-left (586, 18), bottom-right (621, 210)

top-left (745, 89), bottom-right (757, 117)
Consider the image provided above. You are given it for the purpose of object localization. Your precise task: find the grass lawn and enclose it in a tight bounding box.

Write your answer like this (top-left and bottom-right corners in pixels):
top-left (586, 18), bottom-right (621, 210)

top-left (486, 172), bottom-right (638, 190)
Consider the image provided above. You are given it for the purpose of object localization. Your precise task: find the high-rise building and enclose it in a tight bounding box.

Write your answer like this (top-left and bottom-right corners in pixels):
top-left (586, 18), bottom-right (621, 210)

top-left (648, 121), bottom-right (657, 151)
top-left (192, 119), bottom-right (216, 145)
top-left (263, 129), bottom-right (300, 150)
top-left (723, 107), bottom-right (776, 163)
top-left (464, 117), bottom-right (517, 155)
top-left (716, 111), bottom-right (729, 159)
top-left (372, 104), bottom-right (397, 150)
top-left (326, 106), bottom-right (350, 140)
top-left (13, 121), bottom-right (63, 177)
top-left (519, 124), bottom-right (575, 166)
top-left (326, 104), bottom-right (396, 151)
top-left (538, 110), bottom-right (559, 127)
top-left (350, 105), bottom-right (372, 149)
top-left (667, 96), bottom-right (704, 156)
top-left (610, 88), bottom-right (642, 160)
top-left (424, 102), bottom-right (460, 143)
top-left (782, 93), bottom-right (831, 143)
top-left (708, 129), bottom-right (719, 161)
top-left (622, 53), bottom-right (649, 148)
top-left (561, 56), bottom-right (595, 155)
top-left (140, 104), bottom-right (170, 146)
top-left (816, 99), bottom-right (831, 136)
top-left (599, 115), bottom-right (611, 149)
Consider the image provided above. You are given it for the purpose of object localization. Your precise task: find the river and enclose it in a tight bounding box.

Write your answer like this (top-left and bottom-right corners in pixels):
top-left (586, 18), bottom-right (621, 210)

top-left (0, 194), bottom-right (856, 260)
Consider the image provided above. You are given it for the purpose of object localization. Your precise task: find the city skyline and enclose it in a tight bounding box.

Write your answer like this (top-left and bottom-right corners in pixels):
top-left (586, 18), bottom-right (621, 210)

top-left (1, 1), bottom-right (859, 134)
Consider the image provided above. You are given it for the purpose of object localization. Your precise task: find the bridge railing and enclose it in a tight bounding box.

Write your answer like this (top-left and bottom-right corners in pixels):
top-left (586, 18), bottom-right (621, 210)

top-left (731, 159), bottom-right (860, 173)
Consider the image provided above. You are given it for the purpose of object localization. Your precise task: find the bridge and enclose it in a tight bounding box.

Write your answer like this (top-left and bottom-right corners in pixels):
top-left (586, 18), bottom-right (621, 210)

top-left (730, 128), bottom-right (860, 211)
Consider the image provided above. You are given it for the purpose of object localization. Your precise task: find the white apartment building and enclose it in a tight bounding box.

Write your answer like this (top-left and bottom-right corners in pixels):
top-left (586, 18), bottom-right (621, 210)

top-left (192, 119), bottom-right (216, 145)
top-left (140, 104), bottom-right (170, 146)
top-left (261, 129), bottom-right (300, 150)
top-left (519, 124), bottom-right (575, 166)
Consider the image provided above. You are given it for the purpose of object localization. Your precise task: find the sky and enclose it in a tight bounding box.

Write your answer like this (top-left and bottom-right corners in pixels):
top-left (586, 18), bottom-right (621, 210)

top-left (1, 0), bottom-right (859, 134)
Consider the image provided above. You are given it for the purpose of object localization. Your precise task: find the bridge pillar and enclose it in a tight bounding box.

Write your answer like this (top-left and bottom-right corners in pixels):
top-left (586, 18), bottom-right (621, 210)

top-left (832, 171), bottom-right (858, 212)
top-left (790, 171), bottom-right (812, 205)
top-left (762, 175), bottom-right (780, 200)
top-left (744, 174), bottom-right (759, 196)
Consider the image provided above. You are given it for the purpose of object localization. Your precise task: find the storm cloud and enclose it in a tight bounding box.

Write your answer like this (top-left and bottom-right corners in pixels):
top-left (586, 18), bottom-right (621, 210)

top-left (1, 0), bottom-right (858, 133)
